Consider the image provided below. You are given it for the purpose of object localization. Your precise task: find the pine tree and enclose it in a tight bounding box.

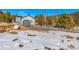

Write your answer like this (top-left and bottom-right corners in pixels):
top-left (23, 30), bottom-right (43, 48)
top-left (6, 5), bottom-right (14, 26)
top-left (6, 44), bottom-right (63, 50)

top-left (55, 14), bottom-right (76, 29)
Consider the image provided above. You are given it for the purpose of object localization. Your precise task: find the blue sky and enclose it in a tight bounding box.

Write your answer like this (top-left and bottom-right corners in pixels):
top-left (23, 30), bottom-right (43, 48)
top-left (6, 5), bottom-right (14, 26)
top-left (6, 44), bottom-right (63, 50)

top-left (1, 9), bottom-right (79, 16)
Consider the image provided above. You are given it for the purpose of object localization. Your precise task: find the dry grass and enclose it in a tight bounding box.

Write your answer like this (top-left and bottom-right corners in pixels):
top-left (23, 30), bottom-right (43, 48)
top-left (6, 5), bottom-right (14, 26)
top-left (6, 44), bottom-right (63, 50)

top-left (0, 22), bottom-right (14, 33)
top-left (19, 26), bottom-right (29, 30)
top-left (10, 32), bottom-right (17, 34)
top-left (0, 28), bottom-right (6, 33)
top-left (67, 44), bottom-right (75, 49)
top-left (9, 30), bottom-right (17, 34)
top-left (0, 22), bottom-right (30, 33)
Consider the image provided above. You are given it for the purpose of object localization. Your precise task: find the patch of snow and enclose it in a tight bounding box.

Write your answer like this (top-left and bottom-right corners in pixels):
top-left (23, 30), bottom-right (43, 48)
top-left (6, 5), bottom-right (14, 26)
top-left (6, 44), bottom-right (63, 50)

top-left (0, 30), bottom-right (79, 50)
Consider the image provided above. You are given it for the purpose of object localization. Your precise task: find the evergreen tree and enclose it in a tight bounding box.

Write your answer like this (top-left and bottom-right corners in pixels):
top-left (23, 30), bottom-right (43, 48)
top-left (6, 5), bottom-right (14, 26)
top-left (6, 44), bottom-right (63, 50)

top-left (35, 14), bottom-right (46, 26)
top-left (55, 14), bottom-right (76, 29)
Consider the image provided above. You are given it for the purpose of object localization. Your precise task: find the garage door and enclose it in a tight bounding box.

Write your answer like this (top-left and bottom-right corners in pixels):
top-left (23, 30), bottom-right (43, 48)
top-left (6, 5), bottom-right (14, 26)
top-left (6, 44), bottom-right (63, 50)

top-left (23, 20), bottom-right (31, 26)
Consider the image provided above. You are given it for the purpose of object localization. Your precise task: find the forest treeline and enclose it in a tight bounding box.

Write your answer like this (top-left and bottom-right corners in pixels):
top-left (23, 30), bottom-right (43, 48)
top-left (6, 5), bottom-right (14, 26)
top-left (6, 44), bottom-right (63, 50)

top-left (0, 10), bottom-right (79, 29)
top-left (0, 10), bottom-right (16, 23)
top-left (35, 12), bottom-right (79, 29)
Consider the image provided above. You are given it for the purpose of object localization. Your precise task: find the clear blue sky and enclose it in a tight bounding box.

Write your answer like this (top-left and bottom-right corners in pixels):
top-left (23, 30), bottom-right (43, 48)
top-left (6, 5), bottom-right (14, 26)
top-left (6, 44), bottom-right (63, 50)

top-left (1, 9), bottom-right (79, 16)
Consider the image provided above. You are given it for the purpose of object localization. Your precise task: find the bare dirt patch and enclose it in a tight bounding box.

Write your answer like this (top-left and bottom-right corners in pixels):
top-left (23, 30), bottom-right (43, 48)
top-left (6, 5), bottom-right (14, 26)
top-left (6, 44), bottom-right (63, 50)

top-left (76, 37), bottom-right (79, 41)
top-left (66, 35), bottom-right (74, 39)
top-left (67, 44), bottom-right (75, 49)
top-left (44, 46), bottom-right (52, 50)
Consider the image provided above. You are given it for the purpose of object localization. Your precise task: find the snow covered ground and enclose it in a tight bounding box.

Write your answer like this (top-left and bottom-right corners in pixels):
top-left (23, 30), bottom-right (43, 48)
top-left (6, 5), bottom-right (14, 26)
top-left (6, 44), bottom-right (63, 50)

top-left (0, 30), bottom-right (79, 50)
